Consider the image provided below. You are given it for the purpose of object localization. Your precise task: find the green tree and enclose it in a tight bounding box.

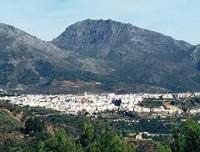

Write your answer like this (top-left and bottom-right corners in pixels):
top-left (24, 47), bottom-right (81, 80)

top-left (171, 126), bottom-right (184, 152)
top-left (39, 129), bottom-right (84, 152)
top-left (79, 122), bottom-right (95, 149)
top-left (171, 119), bottom-right (200, 152)
top-left (24, 117), bottom-right (45, 135)
top-left (89, 128), bottom-right (135, 152)
top-left (78, 122), bottom-right (135, 152)
top-left (157, 144), bottom-right (172, 152)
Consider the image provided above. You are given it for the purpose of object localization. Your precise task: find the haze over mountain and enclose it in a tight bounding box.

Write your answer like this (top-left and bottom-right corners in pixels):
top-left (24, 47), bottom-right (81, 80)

top-left (0, 19), bottom-right (200, 93)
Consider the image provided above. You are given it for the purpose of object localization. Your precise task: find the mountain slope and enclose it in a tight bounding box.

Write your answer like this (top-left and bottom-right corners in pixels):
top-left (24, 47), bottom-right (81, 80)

top-left (52, 19), bottom-right (200, 92)
top-left (1, 20), bottom-right (200, 93)
top-left (52, 19), bottom-right (193, 58)
top-left (0, 23), bottom-right (112, 93)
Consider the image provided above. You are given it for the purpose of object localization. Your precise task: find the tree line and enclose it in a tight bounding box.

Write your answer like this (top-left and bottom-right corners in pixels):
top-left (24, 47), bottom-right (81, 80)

top-left (3, 116), bottom-right (200, 152)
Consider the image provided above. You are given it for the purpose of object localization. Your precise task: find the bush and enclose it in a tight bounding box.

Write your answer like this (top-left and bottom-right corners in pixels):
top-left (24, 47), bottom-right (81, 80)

top-left (24, 117), bottom-right (45, 135)
top-left (38, 129), bottom-right (84, 152)
top-left (171, 119), bottom-right (200, 152)
top-left (157, 144), bottom-right (172, 152)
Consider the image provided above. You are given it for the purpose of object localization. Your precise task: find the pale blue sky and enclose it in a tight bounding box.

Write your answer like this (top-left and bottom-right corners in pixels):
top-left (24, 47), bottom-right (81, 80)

top-left (0, 0), bottom-right (199, 44)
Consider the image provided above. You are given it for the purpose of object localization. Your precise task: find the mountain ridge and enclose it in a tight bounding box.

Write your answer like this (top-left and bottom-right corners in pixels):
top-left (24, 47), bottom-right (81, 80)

top-left (0, 19), bottom-right (200, 93)
top-left (52, 19), bottom-right (200, 93)
top-left (52, 19), bottom-right (194, 57)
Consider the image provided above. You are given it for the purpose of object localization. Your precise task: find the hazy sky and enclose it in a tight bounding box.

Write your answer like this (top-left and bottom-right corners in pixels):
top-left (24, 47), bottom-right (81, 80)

top-left (0, 0), bottom-right (199, 44)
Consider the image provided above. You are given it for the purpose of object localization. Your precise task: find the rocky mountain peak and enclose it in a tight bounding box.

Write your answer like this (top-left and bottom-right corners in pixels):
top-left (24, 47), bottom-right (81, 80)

top-left (52, 19), bottom-right (194, 59)
top-left (52, 19), bottom-right (137, 52)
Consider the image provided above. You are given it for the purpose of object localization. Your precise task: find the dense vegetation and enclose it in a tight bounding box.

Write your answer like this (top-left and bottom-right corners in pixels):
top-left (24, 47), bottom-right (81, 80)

top-left (170, 119), bottom-right (200, 152)
top-left (1, 100), bottom-right (200, 152)
top-left (0, 114), bottom-right (135, 152)
top-left (0, 101), bottom-right (136, 152)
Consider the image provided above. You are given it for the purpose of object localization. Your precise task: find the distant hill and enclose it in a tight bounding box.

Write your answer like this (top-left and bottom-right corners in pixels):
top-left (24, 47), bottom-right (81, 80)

top-left (0, 19), bottom-right (200, 93)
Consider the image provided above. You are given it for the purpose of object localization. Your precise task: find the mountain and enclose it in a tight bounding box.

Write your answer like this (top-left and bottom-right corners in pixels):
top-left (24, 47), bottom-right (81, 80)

top-left (52, 19), bottom-right (200, 93)
top-left (0, 23), bottom-right (110, 94)
top-left (52, 19), bottom-right (193, 58)
top-left (0, 19), bottom-right (200, 93)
